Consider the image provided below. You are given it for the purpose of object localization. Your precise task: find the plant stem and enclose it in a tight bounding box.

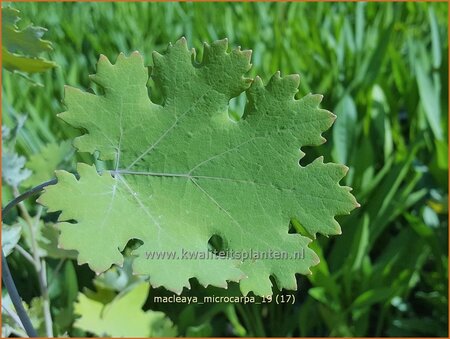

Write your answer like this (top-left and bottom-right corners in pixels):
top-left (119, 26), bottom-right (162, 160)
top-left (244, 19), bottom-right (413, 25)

top-left (40, 258), bottom-right (53, 338)
top-left (224, 305), bottom-right (247, 337)
top-left (1, 250), bottom-right (37, 337)
top-left (47, 259), bottom-right (65, 287)
top-left (2, 179), bottom-right (57, 217)
top-left (14, 244), bottom-right (35, 266)
top-left (2, 299), bottom-right (27, 335)
top-left (13, 191), bottom-right (54, 338)
top-left (235, 304), bottom-right (255, 336)
top-left (250, 304), bottom-right (266, 337)
top-left (2, 179), bottom-right (58, 338)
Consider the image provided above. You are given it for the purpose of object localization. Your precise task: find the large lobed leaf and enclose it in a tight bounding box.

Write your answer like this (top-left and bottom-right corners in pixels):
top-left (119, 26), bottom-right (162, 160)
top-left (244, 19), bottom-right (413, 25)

top-left (39, 38), bottom-right (358, 296)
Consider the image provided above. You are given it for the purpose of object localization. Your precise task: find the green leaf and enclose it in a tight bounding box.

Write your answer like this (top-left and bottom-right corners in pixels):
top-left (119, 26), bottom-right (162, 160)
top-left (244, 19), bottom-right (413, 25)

top-left (2, 122), bottom-right (31, 187)
top-left (17, 217), bottom-right (77, 259)
top-left (2, 151), bottom-right (31, 187)
top-left (416, 60), bottom-right (442, 140)
top-left (38, 223), bottom-right (78, 259)
top-left (74, 283), bottom-right (176, 337)
top-left (94, 257), bottom-right (143, 292)
top-left (332, 95), bottom-right (357, 164)
top-left (352, 287), bottom-right (393, 309)
top-left (1, 294), bottom-right (46, 337)
top-left (428, 6), bottom-right (442, 69)
top-left (1, 223), bottom-right (21, 256)
top-left (1, 7), bottom-right (57, 73)
top-left (23, 141), bottom-right (74, 187)
top-left (39, 38), bottom-right (358, 296)
top-left (369, 85), bottom-right (393, 161)
top-left (186, 323), bottom-right (213, 337)
top-left (308, 286), bottom-right (328, 304)
top-left (2, 7), bottom-right (52, 55)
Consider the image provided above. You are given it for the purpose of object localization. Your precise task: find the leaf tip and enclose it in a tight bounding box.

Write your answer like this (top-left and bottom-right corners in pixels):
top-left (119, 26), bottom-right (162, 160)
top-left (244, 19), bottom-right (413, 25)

top-left (217, 37), bottom-right (228, 46)
top-left (115, 52), bottom-right (128, 63)
top-left (342, 165), bottom-right (349, 175)
top-left (241, 49), bottom-right (253, 60)
top-left (176, 36), bottom-right (188, 49)
top-left (315, 156), bottom-right (324, 164)
top-left (253, 76), bottom-right (264, 87)
top-left (288, 73), bottom-right (300, 81)
top-left (98, 54), bottom-right (109, 63)
top-left (152, 50), bottom-right (164, 63)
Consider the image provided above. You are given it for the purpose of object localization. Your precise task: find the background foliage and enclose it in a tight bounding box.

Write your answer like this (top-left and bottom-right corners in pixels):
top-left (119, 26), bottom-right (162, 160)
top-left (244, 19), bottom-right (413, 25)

top-left (2, 2), bottom-right (448, 337)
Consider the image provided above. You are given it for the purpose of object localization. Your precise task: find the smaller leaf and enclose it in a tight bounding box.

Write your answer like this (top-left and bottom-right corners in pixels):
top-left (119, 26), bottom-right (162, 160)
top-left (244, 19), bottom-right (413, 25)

top-left (74, 283), bottom-right (176, 337)
top-left (18, 218), bottom-right (77, 259)
top-left (1, 223), bottom-right (21, 256)
top-left (2, 292), bottom-right (27, 337)
top-left (352, 288), bottom-right (393, 309)
top-left (428, 6), bottom-right (442, 69)
top-left (186, 323), bottom-right (213, 337)
top-left (1, 294), bottom-right (46, 337)
top-left (332, 95), bottom-right (357, 164)
top-left (416, 60), bottom-right (442, 140)
top-left (2, 47), bottom-right (57, 73)
top-left (94, 257), bottom-right (143, 292)
top-left (39, 224), bottom-right (78, 259)
top-left (2, 151), bottom-right (31, 187)
top-left (2, 120), bottom-right (31, 187)
top-left (1, 7), bottom-right (57, 74)
top-left (23, 141), bottom-right (74, 187)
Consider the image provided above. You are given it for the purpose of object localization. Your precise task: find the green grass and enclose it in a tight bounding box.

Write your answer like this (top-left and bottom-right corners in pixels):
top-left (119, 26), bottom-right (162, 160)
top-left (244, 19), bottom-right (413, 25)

top-left (2, 2), bottom-right (448, 337)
